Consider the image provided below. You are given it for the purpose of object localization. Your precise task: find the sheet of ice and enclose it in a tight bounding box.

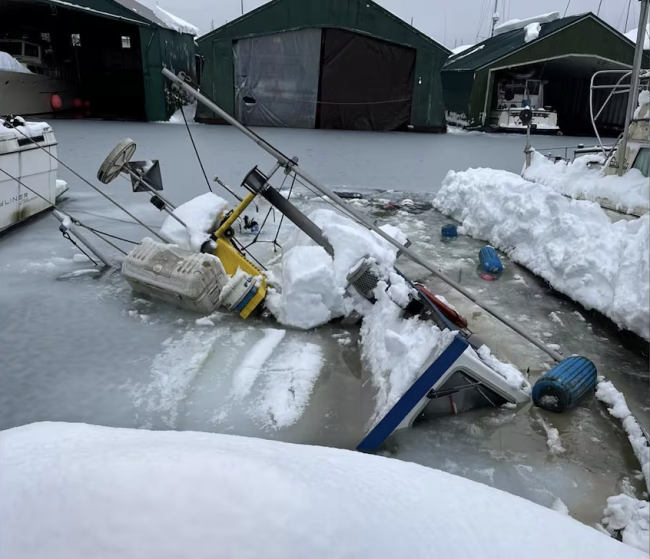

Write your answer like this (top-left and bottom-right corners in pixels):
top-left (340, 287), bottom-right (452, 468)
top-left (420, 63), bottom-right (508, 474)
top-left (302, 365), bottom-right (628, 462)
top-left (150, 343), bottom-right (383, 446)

top-left (250, 339), bottom-right (323, 429)
top-left (130, 330), bottom-right (220, 428)
top-left (1, 422), bottom-right (644, 559)
top-left (433, 168), bottom-right (650, 340)
top-left (493, 12), bottom-right (559, 35)
top-left (596, 380), bottom-right (650, 491)
top-left (602, 494), bottom-right (649, 552)
top-left (625, 24), bottom-right (650, 50)
top-left (360, 285), bottom-right (457, 427)
top-left (231, 328), bottom-right (286, 399)
top-left (160, 192), bottom-right (228, 251)
top-left (524, 22), bottom-right (541, 43)
top-left (523, 150), bottom-right (649, 214)
top-left (154, 6), bottom-right (200, 35)
top-left (0, 51), bottom-right (31, 74)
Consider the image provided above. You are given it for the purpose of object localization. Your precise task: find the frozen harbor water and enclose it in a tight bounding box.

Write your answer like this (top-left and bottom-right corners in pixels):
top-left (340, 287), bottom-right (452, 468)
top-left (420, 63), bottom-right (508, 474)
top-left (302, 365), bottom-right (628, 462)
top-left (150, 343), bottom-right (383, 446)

top-left (0, 120), bottom-right (647, 528)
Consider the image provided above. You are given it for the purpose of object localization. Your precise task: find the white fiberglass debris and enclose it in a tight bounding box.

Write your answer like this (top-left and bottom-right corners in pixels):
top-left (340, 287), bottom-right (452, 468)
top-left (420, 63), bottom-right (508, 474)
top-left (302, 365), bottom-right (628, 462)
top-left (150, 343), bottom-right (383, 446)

top-left (523, 150), bottom-right (649, 214)
top-left (131, 330), bottom-right (220, 428)
top-left (524, 22), bottom-right (541, 43)
top-left (230, 329), bottom-right (286, 399)
top-left (434, 168), bottom-right (650, 340)
top-left (634, 89), bottom-right (650, 119)
top-left (477, 345), bottom-right (531, 394)
top-left (3, 422), bottom-right (644, 559)
top-left (596, 380), bottom-right (650, 492)
top-left (602, 494), bottom-right (649, 552)
top-left (361, 286), bottom-right (457, 426)
top-left (493, 12), bottom-right (559, 35)
top-left (0, 51), bottom-right (31, 74)
top-left (539, 418), bottom-right (566, 455)
top-left (251, 339), bottom-right (323, 429)
top-left (552, 498), bottom-right (570, 516)
top-left (160, 192), bottom-right (228, 252)
top-left (154, 6), bottom-right (200, 36)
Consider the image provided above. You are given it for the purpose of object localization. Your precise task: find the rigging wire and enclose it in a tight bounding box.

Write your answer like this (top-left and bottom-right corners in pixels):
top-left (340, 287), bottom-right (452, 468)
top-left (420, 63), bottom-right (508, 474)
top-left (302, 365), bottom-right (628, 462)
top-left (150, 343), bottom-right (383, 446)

top-left (624, 0), bottom-right (632, 32)
top-left (0, 167), bottom-right (129, 256)
top-left (178, 101), bottom-right (213, 193)
top-left (2, 121), bottom-right (166, 242)
top-left (564, 0), bottom-right (572, 18)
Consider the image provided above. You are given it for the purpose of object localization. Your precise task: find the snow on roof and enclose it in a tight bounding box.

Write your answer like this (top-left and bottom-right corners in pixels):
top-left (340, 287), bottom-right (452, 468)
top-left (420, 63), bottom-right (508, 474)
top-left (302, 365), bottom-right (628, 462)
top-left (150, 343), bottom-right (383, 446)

top-left (494, 11), bottom-right (560, 36)
top-left (625, 24), bottom-right (650, 50)
top-left (451, 44), bottom-right (475, 55)
top-left (0, 51), bottom-right (31, 74)
top-left (154, 6), bottom-right (200, 36)
top-left (450, 44), bottom-right (485, 60)
top-left (0, 422), bottom-right (646, 559)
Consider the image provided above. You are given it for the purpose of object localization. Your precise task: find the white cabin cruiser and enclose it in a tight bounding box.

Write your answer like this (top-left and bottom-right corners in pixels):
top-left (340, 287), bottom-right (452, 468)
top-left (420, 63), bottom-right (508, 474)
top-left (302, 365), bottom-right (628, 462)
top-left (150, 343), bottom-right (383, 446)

top-left (0, 116), bottom-right (68, 233)
top-left (490, 78), bottom-right (559, 133)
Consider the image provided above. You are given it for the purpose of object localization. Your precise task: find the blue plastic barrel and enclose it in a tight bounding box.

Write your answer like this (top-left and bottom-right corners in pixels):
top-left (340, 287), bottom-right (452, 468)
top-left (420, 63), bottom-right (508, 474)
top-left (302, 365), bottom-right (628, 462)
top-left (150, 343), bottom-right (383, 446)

top-left (479, 246), bottom-right (503, 274)
top-left (532, 356), bottom-right (597, 412)
top-left (442, 224), bottom-right (458, 238)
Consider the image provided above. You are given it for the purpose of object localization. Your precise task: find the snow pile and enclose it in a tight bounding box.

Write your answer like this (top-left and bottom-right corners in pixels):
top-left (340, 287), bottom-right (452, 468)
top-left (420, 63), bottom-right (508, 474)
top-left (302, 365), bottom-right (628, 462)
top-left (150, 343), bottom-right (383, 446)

top-left (361, 285), bottom-right (457, 426)
top-left (524, 22), bottom-right (541, 43)
top-left (451, 44), bottom-right (475, 55)
top-left (625, 24), bottom-right (650, 51)
top-left (1, 422), bottom-right (645, 559)
top-left (493, 12), bottom-right (559, 35)
top-left (0, 51), bottom-right (31, 74)
top-left (160, 192), bottom-right (228, 251)
top-left (154, 6), bottom-right (200, 36)
top-left (523, 150), bottom-right (649, 214)
top-left (634, 89), bottom-right (649, 119)
top-left (477, 345), bottom-right (532, 394)
top-left (0, 116), bottom-right (51, 141)
top-left (165, 102), bottom-right (197, 124)
top-left (602, 494), bottom-right (649, 552)
top-left (595, 380), bottom-right (649, 491)
top-left (265, 209), bottom-right (408, 329)
top-left (55, 179), bottom-right (68, 199)
top-left (434, 168), bottom-right (650, 340)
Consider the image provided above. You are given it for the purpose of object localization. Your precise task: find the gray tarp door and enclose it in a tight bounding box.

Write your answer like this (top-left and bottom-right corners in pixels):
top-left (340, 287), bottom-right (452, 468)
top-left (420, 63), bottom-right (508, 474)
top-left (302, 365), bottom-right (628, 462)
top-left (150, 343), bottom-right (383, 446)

top-left (233, 29), bottom-right (322, 128)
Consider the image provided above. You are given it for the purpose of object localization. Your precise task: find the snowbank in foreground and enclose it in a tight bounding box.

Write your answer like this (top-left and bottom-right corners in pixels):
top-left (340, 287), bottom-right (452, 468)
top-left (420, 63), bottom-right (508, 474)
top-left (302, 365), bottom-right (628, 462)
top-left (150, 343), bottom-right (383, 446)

top-left (160, 192), bottom-right (227, 251)
top-left (0, 51), bottom-right (31, 74)
top-left (1, 422), bottom-right (644, 559)
top-left (602, 494), bottom-right (649, 553)
top-left (433, 168), bottom-right (650, 340)
top-left (523, 150), bottom-right (649, 215)
top-left (596, 380), bottom-right (650, 492)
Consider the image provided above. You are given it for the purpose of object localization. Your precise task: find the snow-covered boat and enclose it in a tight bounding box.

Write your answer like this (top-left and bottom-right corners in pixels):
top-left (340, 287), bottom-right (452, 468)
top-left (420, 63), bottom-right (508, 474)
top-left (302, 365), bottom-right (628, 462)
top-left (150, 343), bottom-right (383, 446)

top-left (0, 39), bottom-right (77, 117)
top-left (490, 78), bottom-right (559, 133)
top-left (0, 116), bottom-right (68, 233)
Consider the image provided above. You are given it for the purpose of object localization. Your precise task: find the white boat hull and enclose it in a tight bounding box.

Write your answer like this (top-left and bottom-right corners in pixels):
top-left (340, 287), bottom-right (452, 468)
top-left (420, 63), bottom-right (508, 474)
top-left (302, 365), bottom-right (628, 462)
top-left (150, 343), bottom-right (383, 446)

top-left (489, 108), bottom-right (559, 132)
top-left (0, 70), bottom-right (76, 117)
top-left (0, 121), bottom-right (59, 232)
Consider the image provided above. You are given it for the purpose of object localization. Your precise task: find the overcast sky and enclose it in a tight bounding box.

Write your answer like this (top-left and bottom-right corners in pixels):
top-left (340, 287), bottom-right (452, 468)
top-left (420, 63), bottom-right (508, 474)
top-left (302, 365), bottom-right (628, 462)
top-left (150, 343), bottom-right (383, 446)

top-left (141, 0), bottom-right (638, 47)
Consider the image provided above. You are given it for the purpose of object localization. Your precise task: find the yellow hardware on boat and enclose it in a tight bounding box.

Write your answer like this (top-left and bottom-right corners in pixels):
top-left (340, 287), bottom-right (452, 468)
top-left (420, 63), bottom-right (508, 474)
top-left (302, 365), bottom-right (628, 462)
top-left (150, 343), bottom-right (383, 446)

top-left (213, 237), bottom-right (267, 319)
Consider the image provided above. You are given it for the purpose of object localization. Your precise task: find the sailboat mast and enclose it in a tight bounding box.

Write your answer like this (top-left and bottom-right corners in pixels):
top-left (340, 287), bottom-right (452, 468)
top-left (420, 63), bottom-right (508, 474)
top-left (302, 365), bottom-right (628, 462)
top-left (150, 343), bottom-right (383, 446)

top-left (618, 0), bottom-right (649, 176)
top-left (491, 0), bottom-right (500, 36)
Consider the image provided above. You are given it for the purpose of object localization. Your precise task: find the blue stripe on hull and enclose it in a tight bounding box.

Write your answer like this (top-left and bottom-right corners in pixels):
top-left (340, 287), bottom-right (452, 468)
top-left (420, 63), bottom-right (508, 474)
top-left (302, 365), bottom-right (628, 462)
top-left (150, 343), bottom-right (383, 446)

top-left (357, 335), bottom-right (469, 451)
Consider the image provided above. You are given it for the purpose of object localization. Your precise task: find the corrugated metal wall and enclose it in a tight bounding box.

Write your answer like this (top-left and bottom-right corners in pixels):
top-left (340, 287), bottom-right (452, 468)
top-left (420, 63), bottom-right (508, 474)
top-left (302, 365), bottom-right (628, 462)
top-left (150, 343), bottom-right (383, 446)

top-left (197, 0), bottom-right (449, 131)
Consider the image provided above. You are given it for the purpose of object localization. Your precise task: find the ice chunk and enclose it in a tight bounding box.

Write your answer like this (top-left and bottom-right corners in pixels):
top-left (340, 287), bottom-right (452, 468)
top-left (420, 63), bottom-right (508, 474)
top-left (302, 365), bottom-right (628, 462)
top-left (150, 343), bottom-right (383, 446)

top-left (160, 193), bottom-right (228, 252)
top-left (0, 422), bottom-right (644, 559)
top-left (634, 89), bottom-right (650, 119)
top-left (602, 494), bottom-right (649, 552)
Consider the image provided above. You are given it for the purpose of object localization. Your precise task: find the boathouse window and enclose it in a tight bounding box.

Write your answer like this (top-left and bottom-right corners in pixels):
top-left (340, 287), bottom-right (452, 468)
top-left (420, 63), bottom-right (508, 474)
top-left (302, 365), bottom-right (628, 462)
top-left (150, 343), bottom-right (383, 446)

top-left (23, 43), bottom-right (39, 58)
top-left (632, 147), bottom-right (649, 178)
top-left (71, 34), bottom-right (81, 47)
top-left (40, 33), bottom-right (51, 43)
top-left (121, 36), bottom-right (131, 49)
